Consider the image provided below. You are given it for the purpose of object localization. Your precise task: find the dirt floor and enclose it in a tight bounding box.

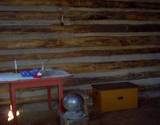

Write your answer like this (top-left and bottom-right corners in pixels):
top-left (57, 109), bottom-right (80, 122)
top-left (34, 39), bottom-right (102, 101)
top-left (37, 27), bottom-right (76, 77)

top-left (3, 98), bottom-right (160, 125)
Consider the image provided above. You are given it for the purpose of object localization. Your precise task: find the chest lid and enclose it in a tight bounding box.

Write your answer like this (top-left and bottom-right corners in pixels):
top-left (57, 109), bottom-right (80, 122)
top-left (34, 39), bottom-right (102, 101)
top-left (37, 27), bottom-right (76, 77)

top-left (92, 82), bottom-right (138, 91)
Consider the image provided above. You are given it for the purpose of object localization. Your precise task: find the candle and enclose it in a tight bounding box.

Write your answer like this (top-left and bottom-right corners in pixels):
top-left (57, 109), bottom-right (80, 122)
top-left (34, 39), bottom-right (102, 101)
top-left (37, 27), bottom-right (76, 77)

top-left (14, 59), bottom-right (18, 73)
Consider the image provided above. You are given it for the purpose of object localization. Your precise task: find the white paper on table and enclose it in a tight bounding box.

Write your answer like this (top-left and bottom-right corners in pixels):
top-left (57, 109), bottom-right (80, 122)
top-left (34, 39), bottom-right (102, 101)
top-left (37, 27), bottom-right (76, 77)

top-left (45, 69), bottom-right (71, 77)
top-left (0, 70), bottom-right (71, 83)
top-left (0, 72), bottom-right (33, 82)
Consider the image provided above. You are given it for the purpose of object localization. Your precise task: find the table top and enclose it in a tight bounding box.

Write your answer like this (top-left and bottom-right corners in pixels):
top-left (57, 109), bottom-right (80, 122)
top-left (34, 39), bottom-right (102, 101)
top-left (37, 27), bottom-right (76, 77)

top-left (0, 69), bottom-right (71, 83)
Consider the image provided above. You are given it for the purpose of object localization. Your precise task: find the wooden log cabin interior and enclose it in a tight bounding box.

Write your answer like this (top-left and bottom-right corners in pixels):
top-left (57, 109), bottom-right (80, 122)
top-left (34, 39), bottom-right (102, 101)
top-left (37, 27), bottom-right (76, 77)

top-left (0, 0), bottom-right (160, 125)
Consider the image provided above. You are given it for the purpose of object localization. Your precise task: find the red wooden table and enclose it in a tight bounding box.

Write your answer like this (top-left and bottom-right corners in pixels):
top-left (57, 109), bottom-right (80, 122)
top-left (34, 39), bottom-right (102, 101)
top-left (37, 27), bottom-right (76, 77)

top-left (0, 113), bottom-right (7, 125)
top-left (0, 70), bottom-right (71, 125)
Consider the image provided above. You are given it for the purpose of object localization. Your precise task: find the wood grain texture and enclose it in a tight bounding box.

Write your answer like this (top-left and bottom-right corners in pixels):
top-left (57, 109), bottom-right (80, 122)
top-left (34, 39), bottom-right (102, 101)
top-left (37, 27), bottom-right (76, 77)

top-left (0, 5), bottom-right (61, 12)
top-left (0, 12), bottom-right (60, 20)
top-left (67, 10), bottom-right (160, 21)
top-left (0, 0), bottom-right (160, 9)
top-left (0, 95), bottom-right (54, 105)
top-left (1, 46), bottom-right (158, 55)
top-left (1, 24), bottom-right (160, 33)
top-left (1, 20), bottom-right (160, 26)
top-left (0, 53), bottom-right (160, 71)
top-left (0, 59), bottom-right (159, 73)
top-left (52, 60), bottom-right (160, 73)
top-left (0, 9), bottom-right (160, 21)
top-left (0, 0), bottom-right (65, 5)
top-left (0, 47), bottom-right (159, 62)
top-left (0, 32), bottom-right (160, 41)
top-left (0, 36), bottom-right (160, 49)
top-left (72, 71), bottom-right (160, 86)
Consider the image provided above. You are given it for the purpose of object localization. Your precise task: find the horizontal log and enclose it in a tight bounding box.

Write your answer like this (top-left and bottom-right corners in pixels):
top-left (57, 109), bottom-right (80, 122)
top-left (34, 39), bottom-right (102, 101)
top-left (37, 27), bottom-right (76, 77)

top-left (67, 10), bottom-right (160, 21)
top-left (0, 10), bottom-right (160, 21)
top-left (72, 71), bottom-right (160, 86)
top-left (0, 87), bottom-right (57, 98)
top-left (0, 95), bottom-right (55, 105)
top-left (69, 7), bottom-right (160, 13)
top-left (1, 24), bottom-right (160, 33)
top-left (65, 77), bottom-right (160, 90)
top-left (0, 20), bottom-right (59, 27)
top-left (0, 11), bottom-right (60, 20)
top-left (0, 36), bottom-right (160, 49)
top-left (49, 24), bottom-right (160, 32)
top-left (0, 56), bottom-right (160, 73)
top-left (0, 46), bottom-right (159, 55)
top-left (68, 20), bottom-right (160, 25)
top-left (74, 66), bottom-right (160, 78)
top-left (0, 54), bottom-right (160, 71)
top-left (0, 0), bottom-right (160, 9)
top-left (0, 32), bottom-right (160, 41)
top-left (1, 20), bottom-right (160, 26)
top-left (0, 57), bottom-right (157, 75)
top-left (107, 0), bottom-right (160, 3)
top-left (0, 5), bottom-right (61, 12)
top-left (142, 85), bottom-right (160, 91)
top-left (0, 47), bottom-right (160, 62)
top-left (0, 0), bottom-right (64, 5)
top-left (0, 52), bottom-right (159, 71)
top-left (52, 60), bottom-right (160, 73)
top-left (0, 84), bottom-right (8, 94)
top-left (1, 4), bottom-right (160, 13)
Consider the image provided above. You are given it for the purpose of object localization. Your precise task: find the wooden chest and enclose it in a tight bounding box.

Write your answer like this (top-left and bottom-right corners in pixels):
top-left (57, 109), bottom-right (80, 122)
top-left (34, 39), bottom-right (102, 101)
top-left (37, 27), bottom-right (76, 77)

top-left (92, 82), bottom-right (138, 112)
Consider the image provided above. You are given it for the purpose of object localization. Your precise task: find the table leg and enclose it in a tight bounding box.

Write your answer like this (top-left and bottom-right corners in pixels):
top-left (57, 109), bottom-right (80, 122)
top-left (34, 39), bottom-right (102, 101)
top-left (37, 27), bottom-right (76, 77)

top-left (58, 82), bottom-right (64, 113)
top-left (47, 87), bottom-right (52, 111)
top-left (9, 85), bottom-right (18, 125)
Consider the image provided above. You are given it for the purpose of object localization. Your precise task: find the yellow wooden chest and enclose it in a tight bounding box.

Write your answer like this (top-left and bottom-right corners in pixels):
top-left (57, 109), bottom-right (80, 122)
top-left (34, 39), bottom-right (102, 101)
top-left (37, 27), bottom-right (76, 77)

top-left (92, 82), bottom-right (138, 112)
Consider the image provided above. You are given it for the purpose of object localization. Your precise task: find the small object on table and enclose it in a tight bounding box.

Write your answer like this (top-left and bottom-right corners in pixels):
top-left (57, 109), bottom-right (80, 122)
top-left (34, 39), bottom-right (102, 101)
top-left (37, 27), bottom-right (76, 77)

top-left (14, 59), bottom-right (18, 73)
top-left (20, 70), bottom-right (32, 77)
top-left (34, 71), bottom-right (42, 78)
top-left (20, 68), bottom-right (42, 78)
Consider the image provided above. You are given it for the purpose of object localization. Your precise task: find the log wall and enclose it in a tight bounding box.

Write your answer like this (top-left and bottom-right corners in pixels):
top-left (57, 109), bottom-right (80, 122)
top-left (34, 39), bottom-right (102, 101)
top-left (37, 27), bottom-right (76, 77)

top-left (0, 0), bottom-right (160, 105)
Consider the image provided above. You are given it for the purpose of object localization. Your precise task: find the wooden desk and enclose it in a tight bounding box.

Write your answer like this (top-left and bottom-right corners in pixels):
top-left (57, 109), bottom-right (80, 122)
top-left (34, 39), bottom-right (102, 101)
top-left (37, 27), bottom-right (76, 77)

top-left (0, 70), bottom-right (71, 125)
